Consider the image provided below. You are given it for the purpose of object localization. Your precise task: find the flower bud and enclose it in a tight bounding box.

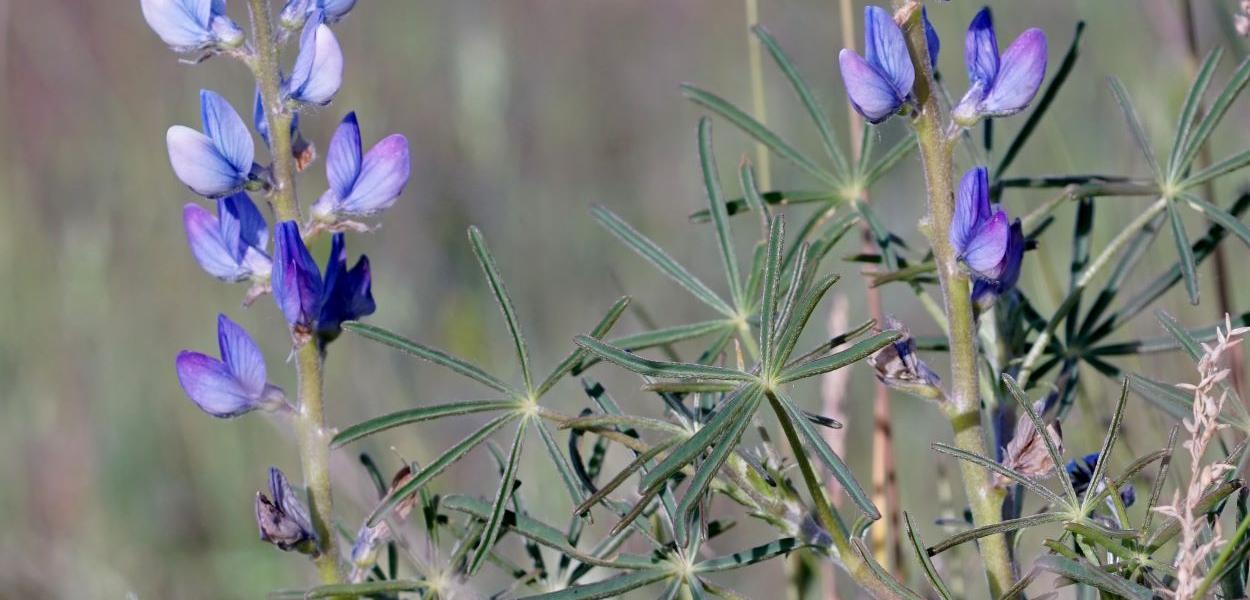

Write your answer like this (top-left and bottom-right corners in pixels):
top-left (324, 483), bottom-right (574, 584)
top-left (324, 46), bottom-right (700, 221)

top-left (866, 316), bottom-right (942, 400)
top-left (838, 6), bottom-right (915, 124)
top-left (255, 468), bottom-right (317, 553)
top-left (995, 402), bottom-right (1061, 488)
top-left (952, 8), bottom-right (1048, 126)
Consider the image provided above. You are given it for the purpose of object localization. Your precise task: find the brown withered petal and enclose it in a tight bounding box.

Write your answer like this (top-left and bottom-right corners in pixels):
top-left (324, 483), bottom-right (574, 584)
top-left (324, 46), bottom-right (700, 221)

top-left (255, 492), bottom-right (315, 551)
top-left (997, 407), bottom-right (1062, 488)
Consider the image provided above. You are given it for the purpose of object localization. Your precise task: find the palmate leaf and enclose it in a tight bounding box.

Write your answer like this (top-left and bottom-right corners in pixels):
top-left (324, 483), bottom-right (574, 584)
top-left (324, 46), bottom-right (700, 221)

top-left (1172, 53), bottom-right (1250, 180)
top-left (331, 399), bottom-right (522, 448)
top-left (573, 335), bottom-right (754, 382)
top-left (468, 418), bottom-right (526, 574)
top-left (675, 388), bottom-right (763, 544)
top-left (469, 226), bottom-right (534, 392)
top-left (770, 389), bottom-right (878, 519)
top-left (1032, 555), bottom-right (1153, 600)
top-left (344, 322), bottom-right (514, 394)
top-left (1167, 47), bottom-right (1222, 179)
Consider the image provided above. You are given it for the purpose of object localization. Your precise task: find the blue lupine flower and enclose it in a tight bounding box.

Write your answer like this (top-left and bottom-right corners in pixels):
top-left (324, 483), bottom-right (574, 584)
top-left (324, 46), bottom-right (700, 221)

top-left (1067, 453), bottom-right (1136, 507)
top-left (317, 232), bottom-right (376, 343)
top-left (167, 90), bottom-right (255, 197)
top-left (283, 11), bottom-right (343, 106)
top-left (183, 192), bottom-right (272, 283)
top-left (271, 221), bottom-right (324, 330)
top-left (255, 467), bottom-right (317, 552)
top-left (310, 112), bottom-right (411, 225)
top-left (279, 0), bottom-right (356, 28)
top-left (838, 6), bottom-right (915, 124)
top-left (950, 166), bottom-right (1010, 279)
top-left (922, 7), bottom-right (940, 69)
top-left (141, 0), bottom-right (243, 52)
top-left (953, 8), bottom-right (1048, 125)
top-left (973, 219), bottom-right (1024, 305)
top-left (175, 314), bottom-right (284, 418)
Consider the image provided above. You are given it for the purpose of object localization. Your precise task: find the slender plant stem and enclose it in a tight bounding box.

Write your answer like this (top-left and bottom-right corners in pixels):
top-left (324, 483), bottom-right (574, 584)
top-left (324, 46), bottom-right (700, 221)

top-left (898, 3), bottom-right (1013, 595)
top-left (745, 0), bottom-right (771, 190)
top-left (766, 392), bottom-right (912, 599)
top-left (247, 0), bottom-right (339, 584)
top-left (248, 0), bottom-right (299, 223)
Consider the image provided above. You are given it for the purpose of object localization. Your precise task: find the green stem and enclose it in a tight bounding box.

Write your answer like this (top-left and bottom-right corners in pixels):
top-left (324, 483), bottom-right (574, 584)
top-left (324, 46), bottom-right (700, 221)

top-left (766, 392), bottom-right (914, 599)
top-left (1193, 509), bottom-right (1250, 598)
top-left (246, 0), bottom-right (339, 584)
top-left (899, 3), bottom-right (1013, 595)
top-left (247, 0), bottom-right (299, 223)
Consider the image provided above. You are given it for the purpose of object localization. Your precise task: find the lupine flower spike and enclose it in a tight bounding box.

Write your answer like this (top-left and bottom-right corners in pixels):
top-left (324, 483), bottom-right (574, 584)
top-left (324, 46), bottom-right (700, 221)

top-left (953, 7), bottom-right (1048, 126)
top-left (141, 0), bottom-right (243, 54)
top-left (310, 112), bottom-right (411, 231)
top-left (283, 11), bottom-right (343, 106)
top-left (280, 0), bottom-right (357, 29)
top-left (838, 6), bottom-right (915, 124)
top-left (167, 90), bottom-right (256, 197)
top-left (183, 192), bottom-right (273, 304)
top-left (255, 467), bottom-right (318, 553)
top-left (175, 314), bottom-right (285, 418)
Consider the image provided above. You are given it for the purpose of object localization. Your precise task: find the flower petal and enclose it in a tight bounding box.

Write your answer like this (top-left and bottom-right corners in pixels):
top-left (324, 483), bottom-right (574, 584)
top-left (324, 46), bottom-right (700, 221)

top-left (141, 0), bottom-right (213, 49)
top-left (200, 90), bottom-right (255, 179)
top-left (167, 125), bottom-right (244, 197)
top-left (339, 134), bottom-right (409, 215)
top-left (950, 166), bottom-right (991, 253)
top-left (320, 0), bottom-right (356, 20)
top-left (964, 7), bottom-right (999, 88)
top-left (287, 14), bottom-right (343, 104)
top-left (980, 28), bottom-right (1047, 117)
top-left (318, 233), bottom-right (376, 340)
top-left (839, 49), bottom-right (904, 124)
top-left (962, 211), bottom-right (1009, 276)
top-left (272, 221), bottom-right (324, 327)
top-left (217, 314), bottom-right (267, 397)
top-left (326, 112), bottom-right (362, 199)
top-left (175, 351), bottom-right (258, 418)
top-left (863, 5), bottom-right (914, 99)
top-left (220, 192), bottom-right (269, 255)
top-left (184, 203), bottom-right (245, 280)
top-left (922, 7), bottom-right (940, 69)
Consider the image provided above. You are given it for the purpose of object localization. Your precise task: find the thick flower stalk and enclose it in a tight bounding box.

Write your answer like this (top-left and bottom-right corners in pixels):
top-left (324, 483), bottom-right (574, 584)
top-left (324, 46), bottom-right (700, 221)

top-left (839, 3), bottom-right (1044, 595)
top-left (144, 0), bottom-right (408, 588)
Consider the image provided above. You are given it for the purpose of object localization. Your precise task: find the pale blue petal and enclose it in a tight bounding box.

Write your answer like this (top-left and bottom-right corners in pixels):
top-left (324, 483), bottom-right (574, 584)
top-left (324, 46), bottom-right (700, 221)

top-left (863, 5), bottom-right (914, 99)
top-left (183, 203), bottom-right (245, 280)
top-left (839, 49), bottom-right (904, 124)
top-left (965, 7), bottom-right (999, 88)
top-left (175, 351), bottom-right (258, 418)
top-left (167, 125), bottom-right (244, 197)
top-left (319, 0), bottom-right (356, 20)
top-left (338, 134), bottom-right (409, 215)
top-left (141, 0), bottom-right (213, 49)
top-left (980, 29), bottom-right (1047, 117)
top-left (962, 211), bottom-right (1009, 276)
top-left (220, 192), bottom-right (269, 254)
top-left (217, 314), bottom-right (267, 398)
top-left (950, 166), bottom-right (990, 253)
top-left (200, 90), bottom-right (255, 179)
top-left (326, 112), bottom-right (362, 198)
top-left (287, 14), bottom-right (343, 105)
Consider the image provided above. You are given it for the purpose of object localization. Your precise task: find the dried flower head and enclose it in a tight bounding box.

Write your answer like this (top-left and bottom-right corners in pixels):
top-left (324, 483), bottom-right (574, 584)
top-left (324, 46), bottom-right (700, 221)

top-left (995, 401), bottom-right (1061, 488)
top-left (866, 316), bottom-right (942, 400)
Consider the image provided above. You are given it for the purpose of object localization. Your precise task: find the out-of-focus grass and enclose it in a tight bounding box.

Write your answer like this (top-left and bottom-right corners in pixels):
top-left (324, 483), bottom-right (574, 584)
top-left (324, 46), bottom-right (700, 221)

top-left (0, 0), bottom-right (1246, 597)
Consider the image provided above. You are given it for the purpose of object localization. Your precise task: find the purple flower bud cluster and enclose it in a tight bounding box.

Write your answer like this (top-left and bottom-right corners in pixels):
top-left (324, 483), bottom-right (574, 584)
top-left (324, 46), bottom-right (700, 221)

top-left (839, 5), bottom-right (1046, 127)
top-left (143, 2), bottom-right (408, 418)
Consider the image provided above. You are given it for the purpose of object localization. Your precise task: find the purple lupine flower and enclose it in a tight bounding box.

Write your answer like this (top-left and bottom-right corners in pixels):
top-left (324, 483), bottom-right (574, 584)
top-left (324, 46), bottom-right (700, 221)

top-left (950, 166), bottom-right (1010, 279)
top-left (838, 6), bottom-right (915, 124)
top-left (175, 314), bottom-right (284, 418)
top-left (973, 219), bottom-right (1024, 305)
top-left (310, 112), bottom-right (411, 227)
top-left (183, 192), bottom-right (272, 284)
top-left (317, 233), bottom-right (376, 343)
top-left (141, 0), bottom-right (243, 52)
top-left (283, 11), bottom-right (343, 106)
top-left (280, 0), bottom-right (356, 28)
top-left (953, 8), bottom-right (1047, 125)
top-left (255, 467), bottom-right (317, 552)
top-left (922, 7), bottom-right (940, 69)
top-left (167, 90), bottom-right (255, 197)
top-left (271, 222), bottom-right (324, 332)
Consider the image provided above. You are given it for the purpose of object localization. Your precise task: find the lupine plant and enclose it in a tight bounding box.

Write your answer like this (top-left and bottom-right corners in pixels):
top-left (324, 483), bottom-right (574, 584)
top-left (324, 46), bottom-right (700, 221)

top-left (146, 0), bottom-right (1250, 598)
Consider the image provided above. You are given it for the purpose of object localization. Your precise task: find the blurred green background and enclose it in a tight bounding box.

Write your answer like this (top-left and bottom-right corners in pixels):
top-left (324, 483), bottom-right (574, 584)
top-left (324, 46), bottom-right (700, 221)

top-left (2, 0), bottom-right (1249, 597)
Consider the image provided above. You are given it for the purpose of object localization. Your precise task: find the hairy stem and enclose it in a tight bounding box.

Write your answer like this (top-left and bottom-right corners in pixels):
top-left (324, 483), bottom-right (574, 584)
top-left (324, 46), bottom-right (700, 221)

top-left (899, 3), bottom-right (1013, 595)
top-left (247, 0), bottom-right (339, 583)
top-left (247, 0), bottom-right (299, 223)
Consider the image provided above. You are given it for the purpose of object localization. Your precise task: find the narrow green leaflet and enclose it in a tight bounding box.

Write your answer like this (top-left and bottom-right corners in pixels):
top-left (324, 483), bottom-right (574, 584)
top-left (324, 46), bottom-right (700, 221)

top-left (995, 21), bottom-right (1086, 178)
top-left (681, 84), bottom-right (838, 187)
top-left (574, 335), bottom-right (755, 381)
top-left (771, 389), bottom-right (878, 519)
top-left (752, 25), bottom-right (847, 174)
top-left (927, 513), bottom-right (1067, 556)
top-left (593, 205), bottom-right (735, 316)
top-left (778, 331), bottom-right (901, 383)
top-left (931, 443), bottom-right (1067, 507)
top-left (675, 390), bottom-right (762, 543)
top-left (1033, 555), bottom-right (1153, 600)
top-left (1166, 198), bottom-right (1200, 304)
top-left (521, 569), bottom-right (673, 600)
top-left (698, 118), bottom-right (744, 310)
top-left (469, 226), bottom-right (534, 392)
top-left (903, 513), bottom-right (953, 600)
top-left (1173, 54), bottom-right (1250, 179)
top-left (1167, 47), bottom-right (1222, 179)
top-left (344, 322), bottom-right (514, 394)
top-left (1107, 77), bottom-right (1160, 175)
top-left (1182, 193), bottom-right (1250, 248)
top-left (331, 400), bottom-right (521, 448)
top-left (269, 580), bottom-right (429, 599)
top-left (469, 419), bottom-right (529, 574)
top-left (694, 537), bottom-right (805, 572)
